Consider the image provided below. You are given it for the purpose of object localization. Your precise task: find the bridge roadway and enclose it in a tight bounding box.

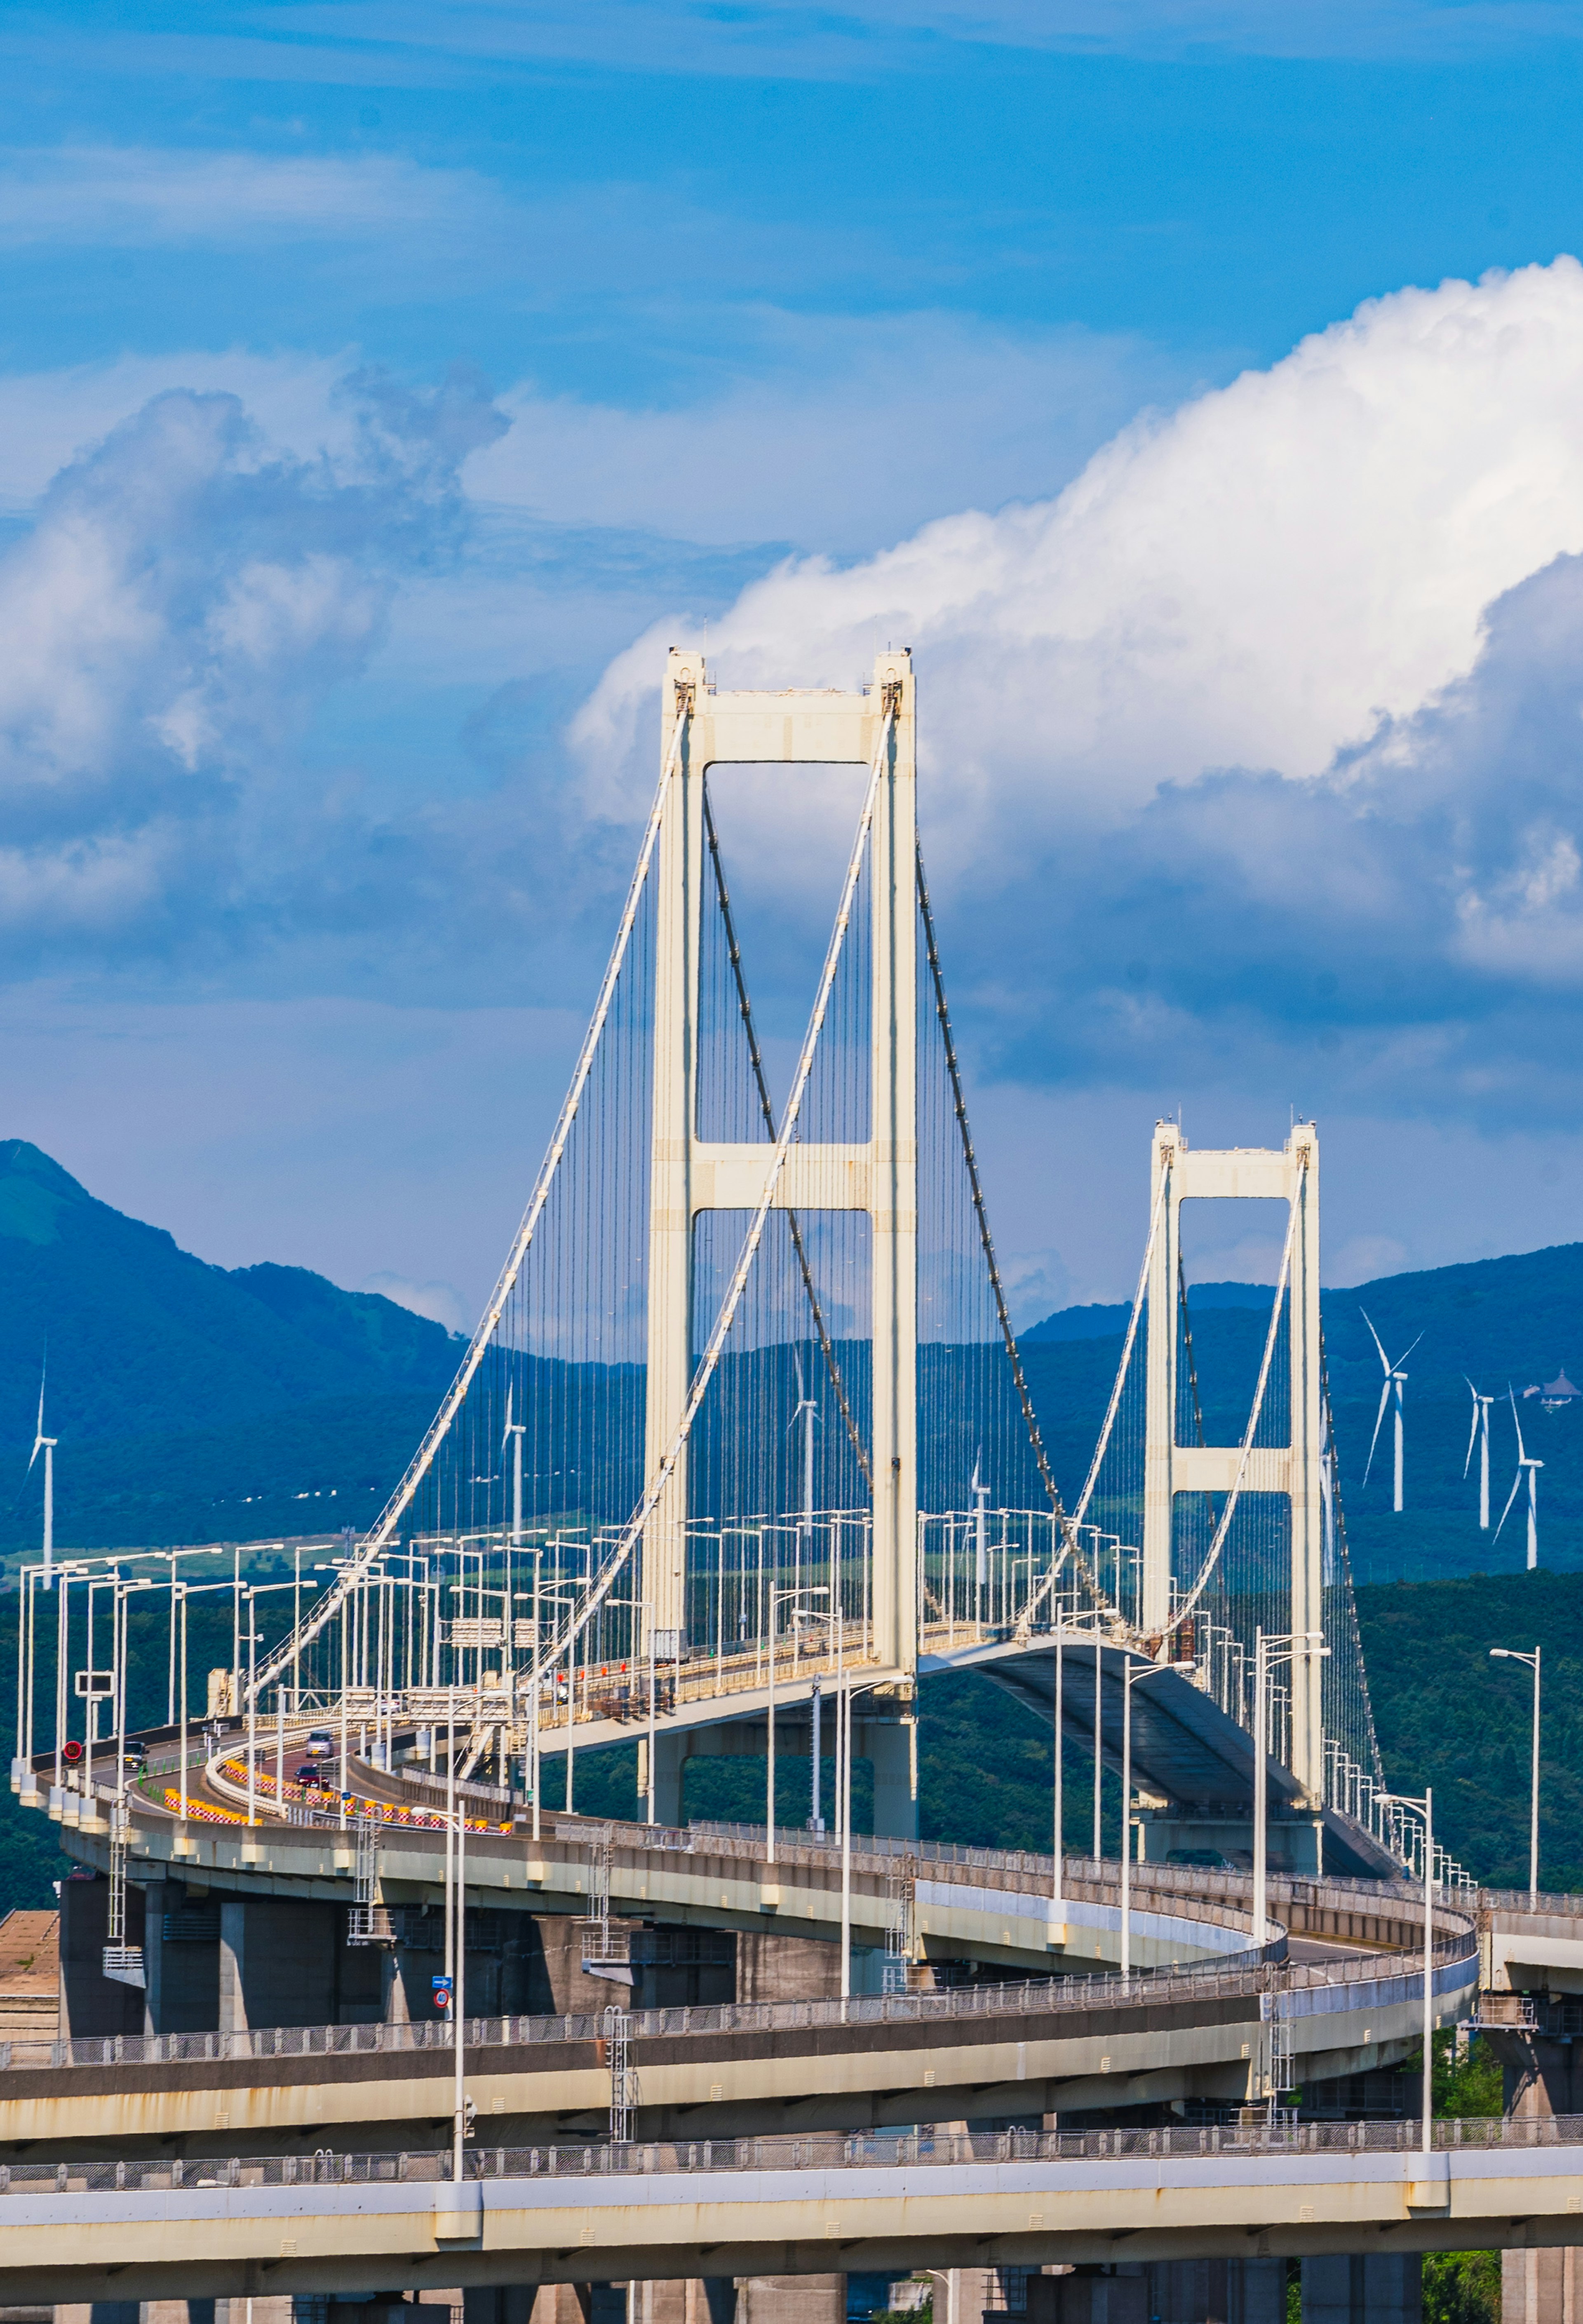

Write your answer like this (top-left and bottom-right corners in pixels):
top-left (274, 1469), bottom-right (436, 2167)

top-left (0, 2119), bottom-right (1579, 2307)
top-left (63, 1749), bottom-right (1284, 1982)
top-left (0, 1923), bottom-right (1479, 2159)
top-left (20, 1782), bottom-right (1480, 2160)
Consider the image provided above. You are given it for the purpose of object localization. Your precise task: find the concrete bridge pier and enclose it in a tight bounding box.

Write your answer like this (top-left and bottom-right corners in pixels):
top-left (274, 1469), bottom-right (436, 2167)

top-left (1026, 2261), bottom-right (1286, 2324)
top-left (1301, 2256), bottom-right (1421, 2324)
top-left (1504, 2252), bottom-right (1583, 2324)
top-left (734, 2278), bottom-right (843, 2324)
top-left (217, 1905), bottom-right (247, 2035)
top-left (646, 1714), bottom-right (916, 1842)
top-left (462, 2278), bottom-right (836, 2324)
top-left (1487, 2009), bottom-right (1583, 2324)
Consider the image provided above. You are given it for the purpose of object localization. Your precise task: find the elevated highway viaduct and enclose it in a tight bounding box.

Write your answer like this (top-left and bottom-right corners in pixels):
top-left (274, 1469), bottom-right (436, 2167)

top-left (19, 1765), bottom-right (1482, 2163)
top-left (0, 2120), bottom-right (1581, 2312)
top-left (0, 1913), bottom-right (1478, 2162)
top-left (22, 1750), bottom-right (1583, 2324)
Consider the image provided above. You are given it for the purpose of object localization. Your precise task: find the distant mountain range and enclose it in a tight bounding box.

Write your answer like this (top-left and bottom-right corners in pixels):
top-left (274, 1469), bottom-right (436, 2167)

top-left (0, 1133), bottom-right (1575, 1582)
top-left (1021, 1243), bottom-right (1583, 1583)
top-left (0, 1141), bottom-right (462, 1553)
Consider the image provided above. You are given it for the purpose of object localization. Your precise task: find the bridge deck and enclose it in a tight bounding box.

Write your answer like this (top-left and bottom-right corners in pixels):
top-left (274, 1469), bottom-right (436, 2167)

top-left (0, 2120), bottom-right (1580, 2304)
top-left (0, 1926), bottom-right (1477, 2155)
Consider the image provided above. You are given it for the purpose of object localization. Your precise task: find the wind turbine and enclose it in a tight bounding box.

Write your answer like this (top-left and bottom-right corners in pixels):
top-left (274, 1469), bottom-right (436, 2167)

top-left (28, 1366), bottom-right (54, 1591)
top-left (970, 1448), bottom-right (991, 1604)
top-left (1495, 1387), bottom-right (1543, 1571)
top-left (502, 1388), bottom-right (524, 1550)
top-left (1464, 1380), bottom-right (1494, 1530)
top-left (502, 1389), bottom-right (526, 1695)
top-left (789, 1352), bottom-right (819, 1549)
top-left (1361, 1310), bottom-right (1423, 1512)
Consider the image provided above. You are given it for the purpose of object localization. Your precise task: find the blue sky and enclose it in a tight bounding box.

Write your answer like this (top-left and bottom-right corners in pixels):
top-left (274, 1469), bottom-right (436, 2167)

top-left (5, 0), bottom-right (1583, 1327)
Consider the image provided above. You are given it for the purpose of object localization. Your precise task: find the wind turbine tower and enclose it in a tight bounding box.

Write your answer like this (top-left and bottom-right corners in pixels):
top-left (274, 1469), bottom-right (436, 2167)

top-left (28, 1370), bottom-right (55, 1591)
top-left (1465, 1381), bottom-right (1494, 1531)
top-left (1362, 1311), bottom-right (1421, 1513)
top-left (1496, 1389), bottom-right (1543, 1571)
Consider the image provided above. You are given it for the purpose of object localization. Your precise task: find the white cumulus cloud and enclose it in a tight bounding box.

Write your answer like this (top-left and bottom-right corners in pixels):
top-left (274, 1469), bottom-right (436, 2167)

top-left (573, 258), bottom-right (1583, 891)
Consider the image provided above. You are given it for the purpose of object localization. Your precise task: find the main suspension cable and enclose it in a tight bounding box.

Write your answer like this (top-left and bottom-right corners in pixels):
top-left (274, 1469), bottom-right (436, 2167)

top-left (915, 841), bottom-right (1102, 1612)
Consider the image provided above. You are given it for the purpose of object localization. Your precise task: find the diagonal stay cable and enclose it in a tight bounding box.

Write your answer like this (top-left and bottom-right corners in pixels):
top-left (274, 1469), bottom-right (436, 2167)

top-left (914, 843), bottom-right (1102, 1616)
top-left (1178, 1250), bottom-right (1220, 1542)
top-left (251, 688), bottom-right (696, 1700)
top-left (1319, 1323), bottom-right (1386, 1793)
top-left (1015, 1167), bottom-right (1167, 1638)
top-left (528, 694), bottom-right (900, 1686)
top-left (702, 783), bottom-right (872, 1489)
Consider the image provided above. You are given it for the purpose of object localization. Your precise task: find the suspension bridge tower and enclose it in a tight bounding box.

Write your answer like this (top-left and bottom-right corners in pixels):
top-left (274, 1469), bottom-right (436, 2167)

top-left (1144, 1121), bottom-right (1326, 1816)
top-left (644, 647), bottom-right (918, 1675)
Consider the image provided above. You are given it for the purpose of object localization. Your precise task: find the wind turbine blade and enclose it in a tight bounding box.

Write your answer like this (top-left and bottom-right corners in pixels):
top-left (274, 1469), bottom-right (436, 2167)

top-left (1510, 1384), bottom-right (1527, 1466)
top-left (1398, 1332), bottom-right (1424, 1368)
top-left (1359, 1309), bottom-right (1391, 1377)
top-left (1494, 1466), bottom-right (1524, 1542)
top-left (502, 1386), bottom-right (514, 1448)
top-left (1463, 1383), bottom-right (1480, 1479)
top-left (1362, 1374), bottom-right (1393, 1485)
top-left (793, 1350), bottom-right (805, 1403)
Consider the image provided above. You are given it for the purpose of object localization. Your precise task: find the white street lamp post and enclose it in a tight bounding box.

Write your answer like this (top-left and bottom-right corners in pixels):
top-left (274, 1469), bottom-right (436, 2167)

top-left (1052, 1628), bottom-right (1064, 1921)
top-left (1490, 1645), bottom-right (1541, 1903)
top-left (1381, 1787), bottom-right (1437, 2153)
top-left (1120, 1656), bottom-right (1194, 1978)
top-left (766, 1584), bottom-right (828, 1866)
top-left (1251, 1630), bottom-right (1328, 1950)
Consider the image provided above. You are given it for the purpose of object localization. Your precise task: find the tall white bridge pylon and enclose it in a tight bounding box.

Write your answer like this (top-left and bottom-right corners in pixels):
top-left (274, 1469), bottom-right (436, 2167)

top-left (644, 649), bottom-right (919, 1676)
top-left (206, 655), bottom-right (1431, 1880)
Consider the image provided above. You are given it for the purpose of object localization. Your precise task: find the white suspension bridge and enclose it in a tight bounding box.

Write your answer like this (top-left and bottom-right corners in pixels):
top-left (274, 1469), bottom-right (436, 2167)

top-left (12, 651), bottom-right (1460, 1982)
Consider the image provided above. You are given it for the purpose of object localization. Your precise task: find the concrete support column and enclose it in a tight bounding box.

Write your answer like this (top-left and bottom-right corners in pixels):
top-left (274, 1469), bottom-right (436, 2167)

top-left (1302, 2254), bottom-right (1421, 2324)
top-left (382, 1948), bottom-right (410, 2025)
top-left (1494, 2020), bottom-right (1583, 2324)
top-left (217, 1901), bottom-right (247, 2035)
top-left (866, 1718), bottom-right (917, 1842)
top-left (1145, 2261), bottom-right (1283, 2324)
top-left (628, 2284), bottom-right (737, 2324)
top-left (733, 2278), bottom-right (843, 2324)
top-left (142, 1887), bottom-right (167, 2038)
top-left (464, 2293), bottom-right (538, 2324)
top-left (1504, 2248), bottom-right (1583, 2324)
top-left (651, 1730), bottom-right (688, 1829)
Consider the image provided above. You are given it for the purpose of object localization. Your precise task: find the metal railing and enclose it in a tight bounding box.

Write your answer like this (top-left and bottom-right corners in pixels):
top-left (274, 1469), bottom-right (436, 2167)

top-left (1, 1920), bottom-right (1478, 2078)
top-left (0, 2114), bottom-right (1578, 2195)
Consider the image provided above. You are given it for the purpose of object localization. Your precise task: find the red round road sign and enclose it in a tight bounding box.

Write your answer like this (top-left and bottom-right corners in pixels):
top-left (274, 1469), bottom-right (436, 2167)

top-left (62, 1739), bottom-right (83, 1764)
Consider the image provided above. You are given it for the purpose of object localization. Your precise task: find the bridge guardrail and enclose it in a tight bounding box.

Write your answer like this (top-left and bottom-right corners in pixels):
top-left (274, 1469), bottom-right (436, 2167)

top-left (2, 1920), bottom-right (1478, 2078)
top-left (684, 1822), bottom-right (1473, 1924)
top-left (0, 2113), bottom-right (1576, 2194)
